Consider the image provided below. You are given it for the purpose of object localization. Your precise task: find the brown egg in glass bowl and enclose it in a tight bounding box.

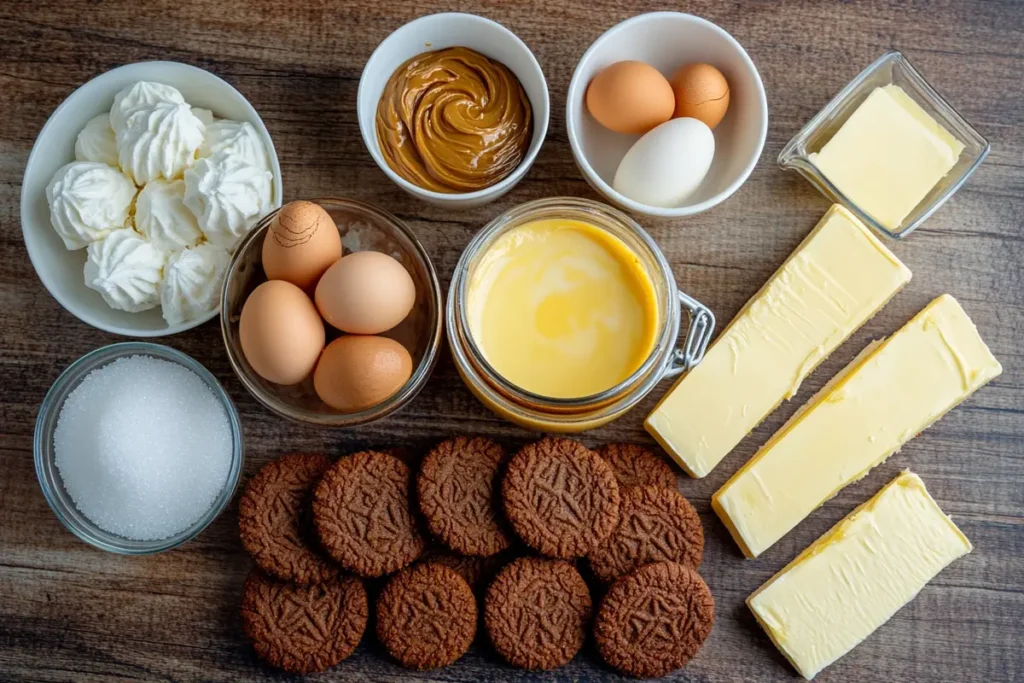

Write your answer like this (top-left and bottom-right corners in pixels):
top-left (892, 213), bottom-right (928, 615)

top-left (220, 198), bottom-right (443, 426)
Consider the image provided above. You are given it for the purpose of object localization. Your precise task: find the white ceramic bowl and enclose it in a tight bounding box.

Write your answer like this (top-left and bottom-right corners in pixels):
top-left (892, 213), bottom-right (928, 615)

top-left (567, 12), bottom-right (767, 218)
top-left (21, 61), bottom-right (284, 337)
top-left (358, 12), bottom-right (549, 209)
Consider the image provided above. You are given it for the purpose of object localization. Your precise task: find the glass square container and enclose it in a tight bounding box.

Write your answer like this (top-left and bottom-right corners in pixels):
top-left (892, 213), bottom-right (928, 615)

top-left (778, 50), bottom-right (989, 239)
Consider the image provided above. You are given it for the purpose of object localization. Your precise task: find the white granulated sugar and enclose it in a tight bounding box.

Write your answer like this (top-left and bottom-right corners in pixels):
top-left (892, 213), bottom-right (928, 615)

top-left (54, 355), bottom-right (233, 541)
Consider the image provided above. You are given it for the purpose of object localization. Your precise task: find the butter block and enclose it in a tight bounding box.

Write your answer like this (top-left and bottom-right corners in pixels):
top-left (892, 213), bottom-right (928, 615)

top-left (748, 471), bottom-right (972, 679)
top-left (713, 294), bottom-right (1001, 558)
top-left (810, 84), bottom-right (965, 231)
top-left (645, 204), bottom-right (911, 478)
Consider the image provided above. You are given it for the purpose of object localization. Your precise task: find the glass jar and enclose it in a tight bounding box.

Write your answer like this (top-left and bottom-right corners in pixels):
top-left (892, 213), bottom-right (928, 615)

top-left (447, 197), bottom-right (715, 432)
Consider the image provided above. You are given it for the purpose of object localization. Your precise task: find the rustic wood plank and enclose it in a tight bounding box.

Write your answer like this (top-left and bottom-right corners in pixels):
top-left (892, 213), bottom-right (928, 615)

top-left (0, 0), bottom-right (1021, 681)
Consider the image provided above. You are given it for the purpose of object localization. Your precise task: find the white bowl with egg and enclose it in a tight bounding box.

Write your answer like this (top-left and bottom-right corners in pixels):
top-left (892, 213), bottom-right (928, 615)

top-left (357, 12), bottom-right (550, 209)
top-left (21, 61), bottom-right (283, 337)
top-left (567, 12), bottom-right (767, 218)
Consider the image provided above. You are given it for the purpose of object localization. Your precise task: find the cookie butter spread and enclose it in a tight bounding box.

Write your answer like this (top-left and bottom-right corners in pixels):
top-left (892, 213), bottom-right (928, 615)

top-left (376, 47), bottom-right (532, 193)
top-left (466, 218), bottom-right (658, 399)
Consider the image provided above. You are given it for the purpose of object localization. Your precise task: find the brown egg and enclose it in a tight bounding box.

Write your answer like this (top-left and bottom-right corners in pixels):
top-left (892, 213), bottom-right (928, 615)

top-left (586, 61), bottom-right (675, 135)
top-left (669, 63), bottom-right (730, 129)
top-left (313, 335), bottom-right (413, 412)
top-left (315, 251), bottom-right (416, 334)
top-left (239, 280), bottom-right (325, 385)
top-left (262, 200), bottom-right (342, 290)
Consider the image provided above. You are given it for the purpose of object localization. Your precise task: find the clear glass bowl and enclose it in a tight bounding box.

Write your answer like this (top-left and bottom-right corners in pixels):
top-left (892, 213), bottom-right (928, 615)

top-left (34, 342), bottom-right (244, 555)
top-left (447, 197), bottom-right (716, 432)
top-left (221, 198), bottom-right (443, 427)
top-left (778, 50), bottom-right (989, 239)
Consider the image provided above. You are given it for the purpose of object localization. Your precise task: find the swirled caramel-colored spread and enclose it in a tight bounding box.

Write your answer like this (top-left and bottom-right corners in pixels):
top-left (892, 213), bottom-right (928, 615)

top-left (376, 47), bottom-right (532, 193)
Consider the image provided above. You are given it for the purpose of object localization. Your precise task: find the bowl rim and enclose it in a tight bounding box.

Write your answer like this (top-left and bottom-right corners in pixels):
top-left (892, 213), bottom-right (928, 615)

top-left (357, 12), bottom-right (550, 203)
top-left (220, 197), bottom-right (445, 427)
top-left (33, 341), bottom-right (245, 555)
top-left (20, 60), bottom-right (284, 338)
top-left (566, 11), bottom-right (768, 218)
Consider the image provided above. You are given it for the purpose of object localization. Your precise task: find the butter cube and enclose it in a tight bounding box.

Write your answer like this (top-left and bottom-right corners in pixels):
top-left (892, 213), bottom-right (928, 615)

top-left (645, 204), bottom-right (911, 478)
top-left (714, 295), bottom-right (1002, 558)
top-left (810, 84), bottom-right (965, 231)
top-left (748, 471), bottom-right (972, 679)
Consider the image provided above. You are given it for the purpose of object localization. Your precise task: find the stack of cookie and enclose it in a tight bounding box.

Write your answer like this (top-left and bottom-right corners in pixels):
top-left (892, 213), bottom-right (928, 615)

top-left (235, 436), bottom-right (714, 678)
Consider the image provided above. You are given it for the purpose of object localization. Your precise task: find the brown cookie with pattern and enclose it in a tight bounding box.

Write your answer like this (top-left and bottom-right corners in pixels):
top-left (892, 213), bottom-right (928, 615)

top-left (502, 437), bottom-right (620, 559)
top-left (312, 451), bottom-right (427, 577)
top-left (596, 443), bottom-right (677, 490)
top-left (376, 563), bottom-right (477, 669)
top-left (241, 570), bottom-right (368, 674)
top-left (238, 453), bottom-right (338, 585)
top-left (417, 436), bottom-right (511, 557)
top-left (419, 547), bottom-right (505, 591)
top-left (595, 561), bottom-right (714, 677)
top-left (587, 485), bottom-right (704, 583)
top-left (484, 557), bottom-right (592, 670)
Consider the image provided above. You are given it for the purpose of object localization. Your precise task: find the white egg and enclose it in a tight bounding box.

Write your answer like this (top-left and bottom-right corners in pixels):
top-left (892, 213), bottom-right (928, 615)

top-left (612, 118), bottom-right (715, 207)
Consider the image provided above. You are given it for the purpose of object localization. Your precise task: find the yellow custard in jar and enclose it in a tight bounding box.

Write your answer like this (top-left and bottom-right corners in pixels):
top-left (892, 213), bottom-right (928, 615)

top-left (466, 218), bottom-right (658, 399)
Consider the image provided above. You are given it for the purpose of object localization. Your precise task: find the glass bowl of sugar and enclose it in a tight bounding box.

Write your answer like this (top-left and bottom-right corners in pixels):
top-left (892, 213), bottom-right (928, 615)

top-left (34, 342), bottom-right (243, 554)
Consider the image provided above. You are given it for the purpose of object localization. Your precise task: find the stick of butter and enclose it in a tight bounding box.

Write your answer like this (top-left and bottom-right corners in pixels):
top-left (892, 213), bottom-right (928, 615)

top-left (645, 204), bottom-right (911, 478)
top-left (747, 470), bottom-right (972, 680)
top-left (810, 84), bottom-right (965, 231)
top-left (714, 294), bottom-right (1001, 558)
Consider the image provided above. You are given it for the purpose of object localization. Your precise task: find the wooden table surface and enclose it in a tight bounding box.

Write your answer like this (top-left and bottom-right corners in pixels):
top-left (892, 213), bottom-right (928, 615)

top-left (2, 1), bottom-right (1021, 681)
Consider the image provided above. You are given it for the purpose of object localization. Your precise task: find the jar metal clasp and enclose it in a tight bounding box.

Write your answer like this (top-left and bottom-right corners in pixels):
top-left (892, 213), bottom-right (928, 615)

top-left (665, 291), bottom-right (715, 378)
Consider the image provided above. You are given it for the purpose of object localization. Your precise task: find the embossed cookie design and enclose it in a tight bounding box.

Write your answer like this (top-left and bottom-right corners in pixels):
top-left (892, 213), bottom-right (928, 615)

top-left (595, 561), bottom-right (715, 677)
top-left (238, 453), bottom-right (338, 585)
top-left (241, 570), bottom-right (368, 674)
top-left (417, 436), bottom-right (511, 557)
top-left (587, 485), bottom-right (704, 583)
top-left (484, 557), bottom-right (592, 670)
top-left (376, 563), bottom-right (477, 670)
top-left (596, 443), bottom-right (677, 490)
top-left (419, 546), bottom-right (506, 591)
top-left (502, 437), bottom-right (620, 558)
top-left (312, 451), bottom-right (427, 577)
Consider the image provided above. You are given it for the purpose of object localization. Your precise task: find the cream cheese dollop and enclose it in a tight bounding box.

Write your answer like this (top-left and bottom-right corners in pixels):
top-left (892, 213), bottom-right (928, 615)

top-left (46, 161), bottom-right (136, 250)
top-left (160, 243), bottom-right (230, 325)
top-left (74, 114), bottom-right (119, 167)
top-left (84, 228), bottom-right (168, 312)
top-left (184, 151), bottom-right (272, 249)
top-left (191, 107), bottom-right (215, 126)
top-left (117, 101), bottom-right (206, 184)
top-left (110, 81), bottom-right (185, 135)
top-left (135, 178), bottom-right (202, 251)
top-left (199, 120), bottom-right (270, 173)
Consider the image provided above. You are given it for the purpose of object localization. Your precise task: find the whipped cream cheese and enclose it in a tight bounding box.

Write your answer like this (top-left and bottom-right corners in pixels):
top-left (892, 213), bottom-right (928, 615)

top-left (117, 101), bottom-right (206, 184)
top-left (184, 150), bottom-right (272, 249)
top-left (200, 120), bottom-right (270, 172)
top-left (160, 243), bottom-right (230, 325)
top-left (135, 178), bottom-right (202, 251)
top-left (110, 81), bottom-right (185, 135)
top-left (84, 228), bottom-right (168, 312)
top-left (74, 113), bottom-right (119, 167)
top-left (46, 161), bottom-right (136, 250)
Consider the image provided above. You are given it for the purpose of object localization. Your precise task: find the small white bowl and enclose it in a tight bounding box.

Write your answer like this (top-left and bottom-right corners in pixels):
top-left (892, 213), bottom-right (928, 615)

top-left (358, 12), bottom-right (550, 209)
top-left (21, 61), bottom-right (284, 338)
top-left (567, 12), bottom-right (767, 218)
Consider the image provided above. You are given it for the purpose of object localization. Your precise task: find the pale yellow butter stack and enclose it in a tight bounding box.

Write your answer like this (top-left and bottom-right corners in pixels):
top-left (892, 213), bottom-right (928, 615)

top-left (810, 84), bottom-right (965, 231)
top-left (645, 204), bottom-right (911, 478)
top-left (747, 470), bottom-right (972, 680)
top-left (714, 294), bottom-right (1002, 558)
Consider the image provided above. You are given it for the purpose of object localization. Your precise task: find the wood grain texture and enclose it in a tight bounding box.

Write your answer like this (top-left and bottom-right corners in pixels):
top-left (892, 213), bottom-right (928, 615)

top-left (1, 0), bottom-right (1022, 681)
